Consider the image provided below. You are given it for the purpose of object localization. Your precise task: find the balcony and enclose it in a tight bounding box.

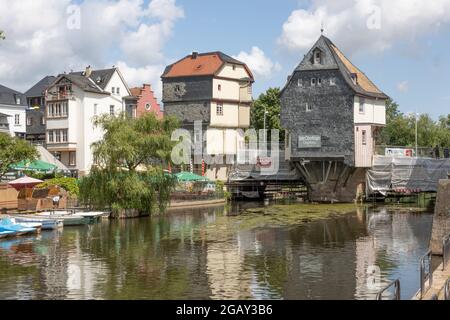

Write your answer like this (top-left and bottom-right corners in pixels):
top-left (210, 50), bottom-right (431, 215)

top-left (46, 92), bottom-right (74, 102)
top-left (46, 142), bottom-right (77, 152)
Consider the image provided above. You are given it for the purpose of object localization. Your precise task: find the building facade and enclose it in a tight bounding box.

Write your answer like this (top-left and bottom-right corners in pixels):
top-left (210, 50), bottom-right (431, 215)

top-left (281, 35), bottom-right (387, 168)
top-left (162, 52), bottom-right (254, 181)
top-left (124, 84), bottom-right (163, 119)
top-left (280, 35), bottom-right (388, 202)
top-left (0, 84), bottom-right (27, 138)
top-left (44, 67), bottom-right (130, 176)
top-left (24, 76), bottom-right (56, 145)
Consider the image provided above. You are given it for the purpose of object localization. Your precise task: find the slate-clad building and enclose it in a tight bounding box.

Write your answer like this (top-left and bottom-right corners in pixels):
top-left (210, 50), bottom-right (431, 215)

top-left (281, 35), bottom-right (388, 168)
top-left (0, 84), bottom-right (27, 138)
top-left (162, 52), bottom-right (254, 181)
top-left (24, 76), bottom-right (56, 145)
top-left (280, 35), bottom-right (388, 202)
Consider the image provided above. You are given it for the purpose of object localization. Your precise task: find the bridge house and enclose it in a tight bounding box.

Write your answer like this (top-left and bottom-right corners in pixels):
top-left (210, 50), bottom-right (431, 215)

top-left (280, 35), bottom-right (388, 202)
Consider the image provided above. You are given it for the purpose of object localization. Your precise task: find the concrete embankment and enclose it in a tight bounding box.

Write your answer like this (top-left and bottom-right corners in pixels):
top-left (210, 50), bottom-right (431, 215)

top-left (430, 179), bottom-right (450, 255)
top-left (413, 178), bottom-right (450, 300)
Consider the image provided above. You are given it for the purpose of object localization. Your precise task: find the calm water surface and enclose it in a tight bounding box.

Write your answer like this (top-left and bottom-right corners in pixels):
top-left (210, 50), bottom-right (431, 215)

top-left (0, 203), bottom-right (433, 300)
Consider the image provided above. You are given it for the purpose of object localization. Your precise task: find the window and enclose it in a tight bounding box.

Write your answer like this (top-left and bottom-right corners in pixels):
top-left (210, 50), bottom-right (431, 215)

top-left (330, 77), bottom-right (336, 86)
top-left (247, 86), bottom-right (252, 95)
top-left (14, 114), bottom-right (20, 125)
top-left (27, 117), bottom-right (32, 126)
top-left (362, 130), bottom-right (367, 145)
top-left (15, 96), bottom-right (21, 105)
top-left (55, 129), bottom-right (61, 143)
top-left (305, 103), bottom-right (312, 112)
top-left (216, 103), bottom-right (223, 116)
top-left (110, 105), bottom-right (115, 115)
top-left (112, 87), bottom-right (115, 94)
top-left (317, 78), bottom-right (322, 86)
top-left (62, 129), bottom-right (68, 142)
top-left (69, 152), bottom-right (76, 166)
top-left (314, 50), bottom-right (322, 64)
top-left (359, 98), bottom-right (365, 113)
top-left (117, 87), bottom-right (120, 95)
top-left (311, 78), bottom-right (317, 86)
top-left (232, 65), bottom-right (236, 71)
top-left (298, 79), bottom-right (303, 87)
top-left (175, 85), bottom-right (181, 92)
top-left (41, 116), bottom-right (46, 125)
top-left (145, 103), bottom-right (151, 111)
top-left (48, 130), bottom-right (54, 143)
top-left (218, 84), bottom-right (222, 91)
top-left (62, 102), bottom-right (68, 116)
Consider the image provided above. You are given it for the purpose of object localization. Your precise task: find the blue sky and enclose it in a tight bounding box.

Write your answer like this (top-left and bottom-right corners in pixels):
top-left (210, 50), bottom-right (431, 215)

top-left (1, 0), bottom-right (449, 119)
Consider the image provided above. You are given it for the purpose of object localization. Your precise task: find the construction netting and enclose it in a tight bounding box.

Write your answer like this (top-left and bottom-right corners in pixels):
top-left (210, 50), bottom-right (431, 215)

top-left (367, 156), bottom-right (450, 195)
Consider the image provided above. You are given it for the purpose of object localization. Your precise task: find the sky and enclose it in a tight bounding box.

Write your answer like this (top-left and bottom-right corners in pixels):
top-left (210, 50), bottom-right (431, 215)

top-left (1, 0), bottom-right (450, 119)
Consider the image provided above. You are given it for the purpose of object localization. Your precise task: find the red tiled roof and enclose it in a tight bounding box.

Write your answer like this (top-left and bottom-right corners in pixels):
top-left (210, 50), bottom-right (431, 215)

top-left (162, 51), bottom-right (254, 80)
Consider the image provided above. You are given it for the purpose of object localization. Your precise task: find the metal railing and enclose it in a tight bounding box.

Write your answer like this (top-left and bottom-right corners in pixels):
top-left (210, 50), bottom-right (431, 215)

top-left (443, 233), bottom-right (450, 271)
top-left (420, 250), bottom-right (433, 299)
top-left (445, 278), bottom-right (450, 300)
top-left (376, 279), bottom-right (401, 300)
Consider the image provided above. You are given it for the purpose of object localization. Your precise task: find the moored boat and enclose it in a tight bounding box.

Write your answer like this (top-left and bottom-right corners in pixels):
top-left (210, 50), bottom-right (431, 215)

top-left (0, 223), bottom-right (37, 236)
top-left (0, 230), bottom-right (16, 239)
top-left (13, 216), bottom-right (63, 230)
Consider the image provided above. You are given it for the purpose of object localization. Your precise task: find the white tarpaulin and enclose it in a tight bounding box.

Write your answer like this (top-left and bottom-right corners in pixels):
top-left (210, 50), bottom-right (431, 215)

top-left (367, 156), bottom-right (450, 195)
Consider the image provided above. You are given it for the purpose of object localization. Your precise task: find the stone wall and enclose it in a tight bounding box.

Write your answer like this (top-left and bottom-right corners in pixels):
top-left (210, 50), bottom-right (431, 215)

top-left (430, 179), bottom-right (450, 255)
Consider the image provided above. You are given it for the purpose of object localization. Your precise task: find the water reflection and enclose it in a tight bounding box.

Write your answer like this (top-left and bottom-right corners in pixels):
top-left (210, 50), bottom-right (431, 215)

top-left (0, 204), bottom-right (433, 300)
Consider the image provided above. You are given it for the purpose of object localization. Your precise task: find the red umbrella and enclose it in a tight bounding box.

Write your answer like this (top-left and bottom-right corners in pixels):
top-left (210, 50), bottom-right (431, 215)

top-left (8, 176), bottom-right (43, 191)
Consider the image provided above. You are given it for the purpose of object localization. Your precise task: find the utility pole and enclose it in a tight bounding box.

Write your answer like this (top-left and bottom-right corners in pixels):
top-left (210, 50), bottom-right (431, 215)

top-left (263, 106), bottom-right (268, 146)
top-left (415, 112), bottom-right (419, 158)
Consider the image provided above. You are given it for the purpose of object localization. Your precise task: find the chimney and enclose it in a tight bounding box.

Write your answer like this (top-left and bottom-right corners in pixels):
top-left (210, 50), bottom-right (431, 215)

top-left (191, 52), bottom-right (199, 59)
top-left (84, 65), bottom-right (92, 78)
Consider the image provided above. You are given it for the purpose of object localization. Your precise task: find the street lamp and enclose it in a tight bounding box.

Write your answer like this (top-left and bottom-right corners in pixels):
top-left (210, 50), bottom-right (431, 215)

top-left (415, 112), bottom-right (420, 158)
top-left (263, 107), bottom-right (269, 145)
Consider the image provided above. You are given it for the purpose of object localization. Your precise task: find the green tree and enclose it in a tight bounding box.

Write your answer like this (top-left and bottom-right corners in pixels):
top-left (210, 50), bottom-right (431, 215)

top-left (0, 133), bottom-right (38, 177)
top-left (251, 87), bottom-right (285, 142)
top-left (79, 113), bottom-right (180, 217)
top-left (0, 30), bottom-right (4, 40)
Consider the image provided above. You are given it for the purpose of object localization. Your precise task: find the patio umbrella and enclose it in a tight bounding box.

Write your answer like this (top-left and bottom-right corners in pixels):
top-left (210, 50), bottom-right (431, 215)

top-left (175, 171), bottom-right (210, 182)
top-left (8, 176), bottom-right (43, 190)
top-left (10, 159), bottom-right (57, 172)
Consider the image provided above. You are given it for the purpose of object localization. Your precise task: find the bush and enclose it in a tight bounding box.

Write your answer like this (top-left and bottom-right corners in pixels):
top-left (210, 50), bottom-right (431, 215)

top-left (37, 177), bottom-right (79, 197)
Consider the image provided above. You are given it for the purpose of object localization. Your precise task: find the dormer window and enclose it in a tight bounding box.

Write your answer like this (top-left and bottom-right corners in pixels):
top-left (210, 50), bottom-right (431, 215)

top-left (15, 95), bottom-right (21, 105)
top-left (311, 78), bottom-right (317, 86)
top-left (313, 49), bottom-right (322, 64)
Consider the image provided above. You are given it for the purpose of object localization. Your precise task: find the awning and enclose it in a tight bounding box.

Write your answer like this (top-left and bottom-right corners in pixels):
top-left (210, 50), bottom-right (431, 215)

top-left (175, 172), bottom-right (210, 182)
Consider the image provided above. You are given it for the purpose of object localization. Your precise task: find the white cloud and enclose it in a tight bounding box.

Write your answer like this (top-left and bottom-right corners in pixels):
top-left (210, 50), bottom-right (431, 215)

top-left (278, 0), bottom-right (450, 55)
top-left (397, 81), bottom-right (409, 93)
top-left (0, 0), bottom-right (184, 98)
top-left (233, 46), bottom-right (282, 79)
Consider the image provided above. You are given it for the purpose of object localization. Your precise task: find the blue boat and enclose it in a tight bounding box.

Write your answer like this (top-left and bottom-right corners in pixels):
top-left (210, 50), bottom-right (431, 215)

top-left (0, 230), bottom-right (16, 239)
top-left (0, 218), bottom-right (37, 236)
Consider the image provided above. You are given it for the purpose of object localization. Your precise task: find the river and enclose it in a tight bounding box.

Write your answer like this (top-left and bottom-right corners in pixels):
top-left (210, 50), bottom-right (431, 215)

top-left (0, 203), bottom-right (434, 300)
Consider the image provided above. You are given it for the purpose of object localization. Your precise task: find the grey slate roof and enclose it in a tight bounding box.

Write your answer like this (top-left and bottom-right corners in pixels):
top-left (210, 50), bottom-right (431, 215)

top-left (69, 68), bottom-right (116, 90)
top-left (285, 35), bottom-right (388, 100)
top-left (0, 84), bottom-right (27, 106)
top-left (24, 76), bottom-right (56, 98)
top-left (48, 68), bottom-right (117, 95)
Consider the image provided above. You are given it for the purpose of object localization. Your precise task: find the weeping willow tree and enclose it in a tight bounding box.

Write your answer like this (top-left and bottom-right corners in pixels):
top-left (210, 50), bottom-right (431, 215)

top-left (79, 112), bottom-right (180, 218)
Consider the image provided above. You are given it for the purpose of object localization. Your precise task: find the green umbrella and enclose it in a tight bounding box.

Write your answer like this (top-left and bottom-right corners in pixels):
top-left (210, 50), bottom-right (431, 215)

top-left (10, 159), bottom-right (58, 172)
top-left (175, 171), bottom-right (210, 182)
